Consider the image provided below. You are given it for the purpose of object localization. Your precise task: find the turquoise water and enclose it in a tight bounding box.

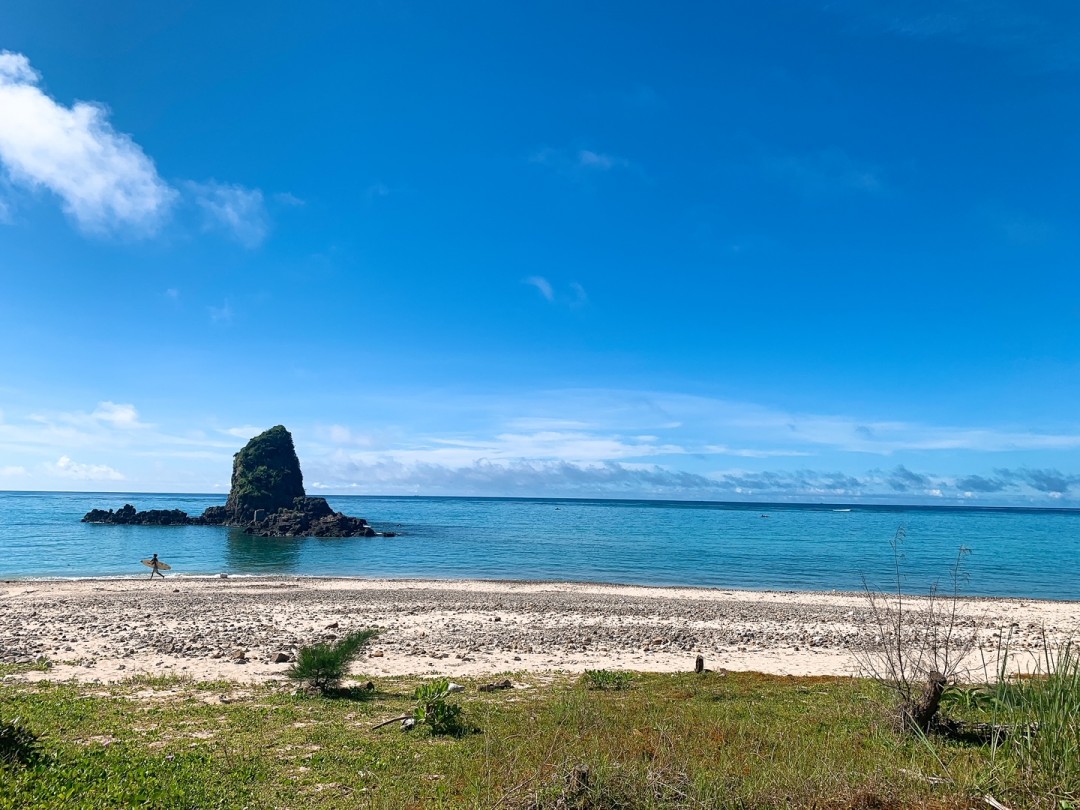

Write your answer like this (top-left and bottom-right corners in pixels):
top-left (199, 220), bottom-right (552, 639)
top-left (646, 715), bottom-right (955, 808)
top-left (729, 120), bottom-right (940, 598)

top-left (1, 491), bottom-right (1077, 599)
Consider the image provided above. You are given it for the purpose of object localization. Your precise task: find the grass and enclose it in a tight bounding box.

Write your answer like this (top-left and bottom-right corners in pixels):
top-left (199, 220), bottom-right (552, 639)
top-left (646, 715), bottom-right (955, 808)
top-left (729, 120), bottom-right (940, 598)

top-left (2, 669), bottom-right (1054, 809)
top-left (581, 669), bottom-right (634, 690)
top-left (939, 637), bottom-right (1080, 805)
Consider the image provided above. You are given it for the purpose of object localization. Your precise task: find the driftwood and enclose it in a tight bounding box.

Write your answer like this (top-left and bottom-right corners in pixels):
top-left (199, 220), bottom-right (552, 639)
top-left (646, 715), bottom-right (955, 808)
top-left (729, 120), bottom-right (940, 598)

top-left (934, 717), bottom-right (1038, 745)
top-left (479, 679), bottom-right (513, 692)
top-left (371, 714), bottom-right (413, 730)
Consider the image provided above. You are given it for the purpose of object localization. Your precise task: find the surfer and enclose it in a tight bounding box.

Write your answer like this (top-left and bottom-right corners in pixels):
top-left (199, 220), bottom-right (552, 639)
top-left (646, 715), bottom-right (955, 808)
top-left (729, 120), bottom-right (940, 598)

top-left (147, 553), bottom-right (166, 579)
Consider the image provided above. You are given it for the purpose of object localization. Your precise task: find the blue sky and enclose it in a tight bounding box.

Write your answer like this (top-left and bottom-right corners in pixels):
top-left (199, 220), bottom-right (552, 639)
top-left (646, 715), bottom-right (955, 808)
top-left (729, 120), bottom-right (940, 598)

top-left (2, 1), bottom-right (1080, 504)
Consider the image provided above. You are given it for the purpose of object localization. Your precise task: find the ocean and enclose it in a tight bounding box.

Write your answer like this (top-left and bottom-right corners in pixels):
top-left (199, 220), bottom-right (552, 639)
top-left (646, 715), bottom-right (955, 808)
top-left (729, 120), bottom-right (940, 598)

top-left (1, 491), bottom-right (1076, 600)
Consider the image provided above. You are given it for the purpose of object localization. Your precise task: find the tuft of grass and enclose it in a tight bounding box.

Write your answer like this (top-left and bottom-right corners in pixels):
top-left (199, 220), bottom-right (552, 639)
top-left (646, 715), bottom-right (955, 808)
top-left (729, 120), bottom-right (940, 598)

top-left (287, 628), bottom-right (378, 693)
top-left (581, 669), bottom-right (634, 691)
top-left (989, 638), bottom-right (1080, 803)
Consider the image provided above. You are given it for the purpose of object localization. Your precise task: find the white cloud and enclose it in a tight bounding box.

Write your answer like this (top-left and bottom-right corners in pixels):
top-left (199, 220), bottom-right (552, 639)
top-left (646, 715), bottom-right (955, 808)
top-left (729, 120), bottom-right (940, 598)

top-left (0, 465), bottom-right (28, 477)
top-left (188, 181), bottom-right (269, 248)
top-left (221, 425), bottom-right (265, 439)
top-left (704, 445), bottom-right (814, 458)
top-left (91, 401), bottom-right (144, 428)
top-left (0, 51), bottom-right (175, 235)
top-left (523, 275), bottom-right (554, 301)
top-left (51, 455), bottom-right (124, 481)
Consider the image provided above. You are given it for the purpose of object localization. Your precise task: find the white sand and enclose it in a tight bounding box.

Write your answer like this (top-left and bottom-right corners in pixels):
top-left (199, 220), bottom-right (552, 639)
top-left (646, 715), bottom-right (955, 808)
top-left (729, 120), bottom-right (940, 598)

top-left (1, 577), bottom-right (1076, 685)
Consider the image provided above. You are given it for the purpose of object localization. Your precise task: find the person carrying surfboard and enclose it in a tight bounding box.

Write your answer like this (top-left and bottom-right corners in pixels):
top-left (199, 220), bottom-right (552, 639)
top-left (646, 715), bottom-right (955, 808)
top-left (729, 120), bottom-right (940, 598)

top-left (144, 553), bottom-right (168, 579)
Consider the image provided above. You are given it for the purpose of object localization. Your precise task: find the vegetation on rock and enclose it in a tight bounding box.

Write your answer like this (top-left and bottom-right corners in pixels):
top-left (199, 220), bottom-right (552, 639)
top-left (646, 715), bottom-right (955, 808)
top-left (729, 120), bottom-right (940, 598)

top-left (222, 425), bottom-right (306, 524)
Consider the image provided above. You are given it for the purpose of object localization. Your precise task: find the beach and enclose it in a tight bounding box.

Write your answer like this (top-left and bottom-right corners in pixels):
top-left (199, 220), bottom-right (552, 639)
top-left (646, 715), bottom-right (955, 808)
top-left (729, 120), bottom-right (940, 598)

top-left (2, 577), bottom-right (1076, 685)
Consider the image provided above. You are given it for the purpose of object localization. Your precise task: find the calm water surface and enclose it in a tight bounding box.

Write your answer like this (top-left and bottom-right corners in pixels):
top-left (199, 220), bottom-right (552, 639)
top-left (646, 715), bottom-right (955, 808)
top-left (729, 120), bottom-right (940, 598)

top-left (1, 491), bottom-right (1077, 599)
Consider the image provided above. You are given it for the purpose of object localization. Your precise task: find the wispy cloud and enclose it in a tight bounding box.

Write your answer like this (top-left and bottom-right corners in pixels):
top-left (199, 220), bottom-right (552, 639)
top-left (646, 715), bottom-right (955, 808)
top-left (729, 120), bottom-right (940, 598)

top-left (523, 276), bottom-right (589, 308)
top-left (51, 455), bottom-right (124, 481)
top-left (273, 191), bottom-right (304, 207)
top-left (576, 150), bottom-right (629, 170)
top-left (523, 275), bottom-right (554, 302)
top-left (0, 51), bottom-right (175, 235)
top-left (90, 401), bottom-right (146, 428)
top-left (530, 147), bottom-right (631, 178)
top-left (188, 181), bottom-right (269, 248)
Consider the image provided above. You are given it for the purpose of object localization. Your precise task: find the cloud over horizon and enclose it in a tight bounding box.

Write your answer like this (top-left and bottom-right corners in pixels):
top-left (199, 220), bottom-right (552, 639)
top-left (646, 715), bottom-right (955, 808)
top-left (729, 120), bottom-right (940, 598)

top-left (4, 393), bottom-right (1080, 504)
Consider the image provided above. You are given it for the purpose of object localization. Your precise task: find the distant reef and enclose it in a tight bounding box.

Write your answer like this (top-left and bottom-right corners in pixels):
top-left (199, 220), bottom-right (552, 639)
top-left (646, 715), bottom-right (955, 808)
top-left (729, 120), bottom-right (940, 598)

top-left (81, 426), bottom-right (395, 538)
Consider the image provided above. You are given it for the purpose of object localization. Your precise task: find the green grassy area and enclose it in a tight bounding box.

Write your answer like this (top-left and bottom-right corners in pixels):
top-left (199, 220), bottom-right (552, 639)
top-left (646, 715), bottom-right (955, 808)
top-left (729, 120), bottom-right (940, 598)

top-left (0, 669), bottom-right (1074, 809)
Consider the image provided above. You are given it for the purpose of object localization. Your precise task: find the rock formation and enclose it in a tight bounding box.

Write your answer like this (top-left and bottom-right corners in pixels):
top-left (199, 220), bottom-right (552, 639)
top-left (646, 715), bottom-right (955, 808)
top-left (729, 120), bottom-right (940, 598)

top-left (81, 505), bottom-right (191, 526)
top-left (221, 425), bottom-right (306, 524)
top-left (81, 426), bottom-right (395, 538)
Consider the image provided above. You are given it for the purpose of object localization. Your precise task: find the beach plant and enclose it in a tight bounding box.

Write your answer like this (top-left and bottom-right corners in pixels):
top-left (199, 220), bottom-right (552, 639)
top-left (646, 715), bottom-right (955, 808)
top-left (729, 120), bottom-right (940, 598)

top-left (287, 628), bottom-right (378, 693)
top-left (581, 669), bottom-right (633, 690)
top-left (854, 527), bottom-right (976, 732)
top-left (412, 678), bottom-right (469, 736)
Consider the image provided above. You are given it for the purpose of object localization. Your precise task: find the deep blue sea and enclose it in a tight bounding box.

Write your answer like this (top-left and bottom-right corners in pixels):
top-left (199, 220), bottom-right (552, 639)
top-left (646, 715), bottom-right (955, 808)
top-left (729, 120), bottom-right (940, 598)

top-left (1, 491), bottom-right (1077, 600)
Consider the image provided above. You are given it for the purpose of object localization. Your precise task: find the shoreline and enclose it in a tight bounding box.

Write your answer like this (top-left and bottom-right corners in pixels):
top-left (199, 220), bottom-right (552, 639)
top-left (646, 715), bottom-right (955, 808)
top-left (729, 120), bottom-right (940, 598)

top-left (2, 576), bottom-right (1077, 685)
top-left (5, 572), bottom-right (1078, 605)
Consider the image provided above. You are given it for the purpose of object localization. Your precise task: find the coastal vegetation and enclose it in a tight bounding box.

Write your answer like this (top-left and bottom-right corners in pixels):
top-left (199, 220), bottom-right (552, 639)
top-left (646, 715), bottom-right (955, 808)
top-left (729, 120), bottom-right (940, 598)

top-left (287, 628), bottom-right (380, 694)
top-left (1, 668), bottom-right (1077, 809)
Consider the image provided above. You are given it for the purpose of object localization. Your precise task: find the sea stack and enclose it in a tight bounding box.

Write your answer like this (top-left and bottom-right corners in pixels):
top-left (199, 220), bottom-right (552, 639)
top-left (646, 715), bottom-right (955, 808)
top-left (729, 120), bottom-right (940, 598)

top-left (82, 426), bottom-right (395, 538)
top-left (222, 424), bottom-right (306, 524)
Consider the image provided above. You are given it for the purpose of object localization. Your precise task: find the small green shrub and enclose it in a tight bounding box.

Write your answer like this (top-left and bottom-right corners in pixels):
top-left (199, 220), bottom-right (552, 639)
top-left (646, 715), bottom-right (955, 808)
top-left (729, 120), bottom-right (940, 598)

top-left (581, 669), bottom-right (633, 690)
top-left (287, 628), bottom-right (378, 693)
top-left (0, 717), bottom-right (40, 768)
top-left (413, 679), bottom-right (468, 736)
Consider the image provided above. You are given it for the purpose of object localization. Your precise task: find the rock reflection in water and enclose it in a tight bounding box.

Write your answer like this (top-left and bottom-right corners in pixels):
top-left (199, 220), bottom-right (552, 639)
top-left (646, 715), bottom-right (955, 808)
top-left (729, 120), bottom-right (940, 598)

top-left (225, 529), bottom-right (302, 573)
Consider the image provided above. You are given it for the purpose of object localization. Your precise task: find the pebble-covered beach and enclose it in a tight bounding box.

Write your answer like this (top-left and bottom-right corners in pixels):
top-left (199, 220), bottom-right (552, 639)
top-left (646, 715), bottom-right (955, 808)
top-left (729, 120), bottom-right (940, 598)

top-left (1, 577), bottom-right (1076, 684)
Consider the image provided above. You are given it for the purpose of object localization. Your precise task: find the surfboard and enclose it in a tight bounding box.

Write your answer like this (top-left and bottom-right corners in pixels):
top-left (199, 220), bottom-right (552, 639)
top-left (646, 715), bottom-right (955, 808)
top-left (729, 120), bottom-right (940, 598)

top-left (141, 559), bottom-right (172, 571)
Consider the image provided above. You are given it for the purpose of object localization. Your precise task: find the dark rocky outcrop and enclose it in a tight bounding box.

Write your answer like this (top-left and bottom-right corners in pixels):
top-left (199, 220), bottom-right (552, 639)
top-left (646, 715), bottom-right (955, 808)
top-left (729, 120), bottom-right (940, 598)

top-left (82, 505), bottom-right (192, 526)
top-left (81, 426), bottom-right (395, 538)
top-left (245, 496), bottom-right (378, 538)
top-left (221, 425), bottom-right (306, 524)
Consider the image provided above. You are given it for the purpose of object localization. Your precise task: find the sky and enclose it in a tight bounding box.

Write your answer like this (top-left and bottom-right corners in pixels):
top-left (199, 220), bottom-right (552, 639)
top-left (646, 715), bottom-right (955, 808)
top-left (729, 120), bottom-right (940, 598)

top-left (2, 1), bottom-right (1080, 505)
